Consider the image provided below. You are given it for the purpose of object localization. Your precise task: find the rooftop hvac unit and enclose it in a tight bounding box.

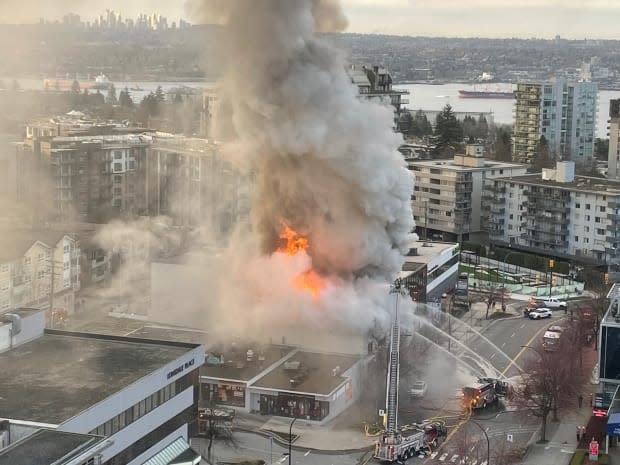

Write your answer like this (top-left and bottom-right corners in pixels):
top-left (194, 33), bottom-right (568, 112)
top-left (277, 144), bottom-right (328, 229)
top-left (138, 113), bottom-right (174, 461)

top-left (2, 313), bottom-right (21, 335)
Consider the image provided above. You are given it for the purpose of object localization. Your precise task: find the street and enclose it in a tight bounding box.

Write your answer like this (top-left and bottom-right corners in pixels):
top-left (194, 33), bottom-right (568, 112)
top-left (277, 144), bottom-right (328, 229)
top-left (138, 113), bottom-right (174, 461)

top-left (192, 303), bottom-right (571, 465)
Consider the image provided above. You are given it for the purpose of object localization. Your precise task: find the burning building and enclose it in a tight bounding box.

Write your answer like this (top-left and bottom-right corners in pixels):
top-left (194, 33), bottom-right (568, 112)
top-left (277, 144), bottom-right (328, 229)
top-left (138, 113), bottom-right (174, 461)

top-left (187, 0), bottom-right (416, 349)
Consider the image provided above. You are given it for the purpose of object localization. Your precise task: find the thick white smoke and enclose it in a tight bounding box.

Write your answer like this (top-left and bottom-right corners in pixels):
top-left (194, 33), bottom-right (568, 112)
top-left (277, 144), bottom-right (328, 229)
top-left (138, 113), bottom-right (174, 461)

top-left (186, 0), bottom-right (415, 346)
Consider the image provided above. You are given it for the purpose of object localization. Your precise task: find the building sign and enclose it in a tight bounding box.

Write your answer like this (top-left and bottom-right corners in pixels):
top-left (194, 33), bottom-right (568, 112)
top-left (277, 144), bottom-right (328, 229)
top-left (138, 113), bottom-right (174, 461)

top-left (166, 358), bottom-right (195, 380)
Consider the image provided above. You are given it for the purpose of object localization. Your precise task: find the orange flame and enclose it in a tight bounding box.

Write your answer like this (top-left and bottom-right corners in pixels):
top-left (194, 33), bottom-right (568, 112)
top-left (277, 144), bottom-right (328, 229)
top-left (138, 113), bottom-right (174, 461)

top-left (277, 221), bottom-right (325, 297)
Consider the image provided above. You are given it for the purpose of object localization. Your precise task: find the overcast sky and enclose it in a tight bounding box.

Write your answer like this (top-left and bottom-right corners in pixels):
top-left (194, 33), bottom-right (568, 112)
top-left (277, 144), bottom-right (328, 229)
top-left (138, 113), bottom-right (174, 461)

top-left (1, 0), bottom-right (620, 39)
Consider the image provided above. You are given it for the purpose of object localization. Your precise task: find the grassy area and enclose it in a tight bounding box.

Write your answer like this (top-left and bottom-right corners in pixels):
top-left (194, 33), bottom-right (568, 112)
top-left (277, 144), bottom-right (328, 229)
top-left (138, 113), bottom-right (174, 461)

top-left (459, 264), bottom-right (517, 284)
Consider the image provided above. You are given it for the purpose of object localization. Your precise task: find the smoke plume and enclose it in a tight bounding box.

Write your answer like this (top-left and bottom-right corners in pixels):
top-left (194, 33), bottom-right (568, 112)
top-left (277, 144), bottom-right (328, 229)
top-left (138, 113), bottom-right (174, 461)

top-left (186, 0), bottom-right (414, 345)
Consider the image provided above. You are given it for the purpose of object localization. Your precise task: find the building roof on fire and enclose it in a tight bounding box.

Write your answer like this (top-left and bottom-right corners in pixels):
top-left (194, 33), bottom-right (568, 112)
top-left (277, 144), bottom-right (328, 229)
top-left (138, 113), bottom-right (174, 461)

top-left (251, 351), bottom-right (361, 397)
top-left (0, 429), bottom-right (110, 465)
top-left (0, 331), bottom-right (199, 424)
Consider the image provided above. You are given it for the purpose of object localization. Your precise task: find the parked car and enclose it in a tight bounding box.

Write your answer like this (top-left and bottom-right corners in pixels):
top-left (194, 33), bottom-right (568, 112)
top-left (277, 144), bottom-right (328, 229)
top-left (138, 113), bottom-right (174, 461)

top-left (410, 381), bottom-right (428, 397)
top-left (529, 308), bottom-right (553, 319)
top-left (541, 297), bottom-right (567, 309)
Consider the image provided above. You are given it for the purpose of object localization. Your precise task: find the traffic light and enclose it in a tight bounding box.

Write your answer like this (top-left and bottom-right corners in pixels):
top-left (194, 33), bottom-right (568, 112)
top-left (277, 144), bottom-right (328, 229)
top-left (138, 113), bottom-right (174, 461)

top-left (549, 259), bottom-right (555, 268)
top-left (605, 273), bottom-right (609, 284)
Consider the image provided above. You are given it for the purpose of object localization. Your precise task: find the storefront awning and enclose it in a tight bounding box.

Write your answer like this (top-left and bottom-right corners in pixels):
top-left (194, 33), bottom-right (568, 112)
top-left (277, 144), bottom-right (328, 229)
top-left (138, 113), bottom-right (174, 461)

top-left (141, 437), bottom-right (201, 465)
top-left (607, 413), bottom-right (620, 436)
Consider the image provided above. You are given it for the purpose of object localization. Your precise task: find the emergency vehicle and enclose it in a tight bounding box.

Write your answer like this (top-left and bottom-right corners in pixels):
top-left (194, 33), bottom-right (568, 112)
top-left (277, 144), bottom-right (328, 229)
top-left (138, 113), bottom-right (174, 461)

top-left (462, 378), bottom-right (509, 409)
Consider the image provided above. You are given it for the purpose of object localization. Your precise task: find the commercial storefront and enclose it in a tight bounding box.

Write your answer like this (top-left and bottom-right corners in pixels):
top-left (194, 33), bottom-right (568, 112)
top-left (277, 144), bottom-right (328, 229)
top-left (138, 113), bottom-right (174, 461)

top-left (257, 393), bottom-right (330, 421)
top-left (202, 381), bottom-right (247, 408)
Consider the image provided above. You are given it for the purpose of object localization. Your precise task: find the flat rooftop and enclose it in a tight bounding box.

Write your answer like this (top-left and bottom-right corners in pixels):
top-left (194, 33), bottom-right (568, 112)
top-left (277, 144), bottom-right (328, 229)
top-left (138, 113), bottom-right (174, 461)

top-left (0, 331), bottom-right (197, 424)
top-left (0, 429), bottom-right (107, 465)
top-left (498, 173), bottom-right (620, 195)
top-left (252, 351), bottom-right (360, 396)
top-left (411, 158), bottom-right (524, 171)
top-left (202, 344), bottom-right (295, 382)
top-left (403, 240), bottom-right (458, 265)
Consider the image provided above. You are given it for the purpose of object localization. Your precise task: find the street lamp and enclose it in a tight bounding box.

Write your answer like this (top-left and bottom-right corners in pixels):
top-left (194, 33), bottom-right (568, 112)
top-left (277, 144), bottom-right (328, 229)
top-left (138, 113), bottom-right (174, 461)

top-left (467, 418), bottom-right (490, 465)
top-left (288, 417), bottom-right (297, 465)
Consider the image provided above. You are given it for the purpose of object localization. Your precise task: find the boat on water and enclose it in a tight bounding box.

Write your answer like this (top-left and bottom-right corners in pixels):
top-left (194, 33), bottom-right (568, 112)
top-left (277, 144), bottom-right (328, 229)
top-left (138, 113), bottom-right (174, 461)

top-left (44, 74), bottom-right (113, 91)
top-left (458, 89), bottom-right (515, 99)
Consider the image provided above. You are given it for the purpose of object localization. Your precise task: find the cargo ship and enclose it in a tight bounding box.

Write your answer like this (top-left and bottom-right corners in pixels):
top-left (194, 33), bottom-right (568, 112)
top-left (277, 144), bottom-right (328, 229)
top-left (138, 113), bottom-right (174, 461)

top-left (44, 74), bottom-right (113, 91)
top-left (458, 89), bottom-right (515, 99)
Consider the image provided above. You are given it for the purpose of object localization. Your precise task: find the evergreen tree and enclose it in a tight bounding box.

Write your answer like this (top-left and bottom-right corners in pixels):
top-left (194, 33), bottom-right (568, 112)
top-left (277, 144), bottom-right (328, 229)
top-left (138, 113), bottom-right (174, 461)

top-left (529, 135), bottom-right (555, 172)
top-left (155, 85), bottom-right (166, 103)
top-left (476, 114), bottom-right (489, 139)
top-left (70, 80), bottom-right (81, 107)
top-left (106, 84), bottom-right (117, 105)
top-left (141, 92), bottom-right (160, 117)
top-left (434, 104), bottom-right (463, 156)
top-left (119, 87), bottom-right (134, 108)
top-left (490, 125), bottom-right (512, 162)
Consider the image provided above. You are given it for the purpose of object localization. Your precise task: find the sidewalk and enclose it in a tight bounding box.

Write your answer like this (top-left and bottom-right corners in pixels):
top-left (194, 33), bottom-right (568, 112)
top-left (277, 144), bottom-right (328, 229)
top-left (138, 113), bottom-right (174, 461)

top-left (519, 346), bottom-right (604, 465)
top-left (233, 411), bottom-right (376, 452)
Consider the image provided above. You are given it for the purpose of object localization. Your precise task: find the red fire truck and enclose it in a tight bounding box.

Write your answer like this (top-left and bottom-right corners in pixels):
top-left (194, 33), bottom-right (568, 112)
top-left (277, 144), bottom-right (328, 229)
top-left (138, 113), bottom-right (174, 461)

top-left (462, 378), bottom-right (509, 409)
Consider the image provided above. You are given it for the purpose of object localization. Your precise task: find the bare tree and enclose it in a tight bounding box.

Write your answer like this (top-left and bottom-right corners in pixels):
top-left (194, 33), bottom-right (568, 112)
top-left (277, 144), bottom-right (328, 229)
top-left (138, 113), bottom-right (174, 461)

top-left (512, 346), bottom-right (585, 442)
top-left (492, 438), bottom-right (523, 465)
top-left (452, 427), bottom-right (484, 465)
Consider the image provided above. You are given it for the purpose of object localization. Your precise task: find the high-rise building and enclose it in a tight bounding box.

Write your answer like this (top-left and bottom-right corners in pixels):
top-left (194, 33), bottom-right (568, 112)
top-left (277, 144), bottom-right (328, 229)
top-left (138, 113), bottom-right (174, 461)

top-left (513, 79), bottom-right (598, 164)
top-left (607, 99), bottom-right (620, 180)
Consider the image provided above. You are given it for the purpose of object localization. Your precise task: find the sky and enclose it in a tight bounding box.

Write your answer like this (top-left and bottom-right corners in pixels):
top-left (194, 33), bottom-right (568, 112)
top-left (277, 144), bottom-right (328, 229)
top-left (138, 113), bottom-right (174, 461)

top-left (1, 0), bottom-right (620, 39)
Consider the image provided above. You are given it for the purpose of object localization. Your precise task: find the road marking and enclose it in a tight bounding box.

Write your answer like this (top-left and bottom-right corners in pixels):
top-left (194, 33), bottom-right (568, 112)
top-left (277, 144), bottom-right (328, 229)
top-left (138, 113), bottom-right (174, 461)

top-left (490, 353), bottom-right (496, 359)
top-left (501, 342), bottom-right (506, 347)
top-left (470, 445), bottom-right (476, 452)
top-left (430, 452), bottom-right (438, 459)
top-left (485, 427), bottom-right (489, 432)
top-left (304, 451), bottom-right (311, 456)
top-left (450, 455), bottom-right (459, 463)
top-left (501, 321), bottom-right (550, 376)
top-left (520, 324), bottom-right (525, 328)
top-left (439, 452), bottom-right (448, 461)
top-left (480, 461), bottom-right (488, 465)
top-left (510, 332), bottom-right (515, 338)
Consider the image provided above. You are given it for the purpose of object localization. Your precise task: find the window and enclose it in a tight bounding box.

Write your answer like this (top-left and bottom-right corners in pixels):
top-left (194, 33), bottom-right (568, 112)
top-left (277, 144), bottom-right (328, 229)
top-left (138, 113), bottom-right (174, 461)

top-left (585, 204), bottom-right (591, 210)
top-left (574, 236), bottom-right (579, 242)
top-left (576, 203), bottom-right (581, 208)
top-left (114, 175), bottom-right (122, 183)
top-left (597, 228), bottom-right (605, 235)
top-left (500, 170), bottom-right (504, 175)
top-left (601, 206), bottom-right (607, 213)
top-left (114, 151), bottom-right (122, 159)
top-left (0, 264), bottom-right (8, 273)
top-left (114, 187), bottom-right (122, 196)
top-left (128, 160), bottom-right (136, 170)
top-left (595, 217), bottom-right (601, 223)
top-left (24, 257), bottom-right (31, 265)
top-left (113, 163), bottom-right (122, 172)
top-left (509, 214), bottom-right (514, 220)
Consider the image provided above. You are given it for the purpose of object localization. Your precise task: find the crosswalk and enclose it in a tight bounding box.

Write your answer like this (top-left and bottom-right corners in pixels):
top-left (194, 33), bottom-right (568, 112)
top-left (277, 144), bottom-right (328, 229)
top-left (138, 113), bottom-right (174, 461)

top-left (434, 453), bottom-right (488, 465)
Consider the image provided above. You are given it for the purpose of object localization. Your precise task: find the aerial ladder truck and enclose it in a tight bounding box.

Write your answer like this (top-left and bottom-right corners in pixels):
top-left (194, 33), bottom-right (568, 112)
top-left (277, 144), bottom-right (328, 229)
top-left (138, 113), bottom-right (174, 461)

top-left (374, 281), bottom-right (447, 463)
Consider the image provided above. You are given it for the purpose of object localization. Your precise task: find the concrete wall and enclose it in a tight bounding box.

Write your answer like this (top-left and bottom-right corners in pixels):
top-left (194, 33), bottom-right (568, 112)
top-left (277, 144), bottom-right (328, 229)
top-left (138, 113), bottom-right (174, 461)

top-left (12, 310), bottom-right (45, 347)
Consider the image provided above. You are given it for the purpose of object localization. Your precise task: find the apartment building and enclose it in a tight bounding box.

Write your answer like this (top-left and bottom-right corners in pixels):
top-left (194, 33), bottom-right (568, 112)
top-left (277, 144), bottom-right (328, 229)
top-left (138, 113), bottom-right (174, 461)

top-left (16, 120), bottom-right (246, 229)
top-left (608, 99), bottom-right (620, 180)
top-left (409, 145), bottom-right (528, 242)
top-left (147, 136), bottom-right (246, 230)
top-left (513, 79), bottom-right (598, 164)
top-left (485, 161), bottom-right (620, 269)
top-left (0, 231), bottom-right (80, 322)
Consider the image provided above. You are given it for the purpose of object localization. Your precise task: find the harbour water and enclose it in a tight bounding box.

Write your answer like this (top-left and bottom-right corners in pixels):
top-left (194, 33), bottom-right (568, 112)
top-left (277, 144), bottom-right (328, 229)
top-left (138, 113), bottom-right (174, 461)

top-left (4, 77), bottom-right (618, 139)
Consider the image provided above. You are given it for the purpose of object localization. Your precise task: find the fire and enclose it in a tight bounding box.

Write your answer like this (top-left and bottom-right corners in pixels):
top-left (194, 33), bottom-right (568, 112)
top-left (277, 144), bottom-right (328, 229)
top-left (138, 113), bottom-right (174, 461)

top-left (277, 221), bottom-right (325, 297)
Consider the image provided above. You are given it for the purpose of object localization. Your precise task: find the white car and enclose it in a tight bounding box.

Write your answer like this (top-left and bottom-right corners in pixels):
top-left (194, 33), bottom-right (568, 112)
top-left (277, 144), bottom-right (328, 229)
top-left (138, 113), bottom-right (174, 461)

top-left (529, 308), bottom-right (552, 319)
top-left (541, 297), bottom-right (567, 309)
top-left (410, 381), bottom-right (428, 397)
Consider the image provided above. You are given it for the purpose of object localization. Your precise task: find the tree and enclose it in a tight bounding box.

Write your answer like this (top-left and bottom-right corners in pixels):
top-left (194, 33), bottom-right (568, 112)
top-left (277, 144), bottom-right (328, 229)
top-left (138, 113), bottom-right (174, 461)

top-left (489, 125), bottom-right (512, 162)
top-left (476, 114), bottom-right (489, 140)
top-left (70, 80), bottom-right (80, 94)
top-left (155, 85), bottom-right (166, 103)
top-left (434, 104), bottom-right (463, 157)
top-left (513, 342), bottom-right (585, 442)
top-left (575, 159), bottom-right (603, 178)
top-left (118, 87), bottom-right (134, 108)
top-left (529, 135), bottom-right (555, 172)
top-left (70, 80), bottom-right (81, 107)
top-left (106, 84), bottom-right (117, 105)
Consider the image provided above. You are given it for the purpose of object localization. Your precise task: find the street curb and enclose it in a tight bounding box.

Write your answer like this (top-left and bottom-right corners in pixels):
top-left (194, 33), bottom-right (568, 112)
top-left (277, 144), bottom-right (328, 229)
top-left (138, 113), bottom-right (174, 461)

top-left (232, 426), bottom-right (374, 455)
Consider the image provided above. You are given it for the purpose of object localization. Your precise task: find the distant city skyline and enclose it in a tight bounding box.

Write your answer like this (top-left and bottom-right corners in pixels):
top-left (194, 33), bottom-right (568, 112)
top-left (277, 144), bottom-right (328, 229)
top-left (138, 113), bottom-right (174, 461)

top-left (1, 1), bottom-right (620, 39)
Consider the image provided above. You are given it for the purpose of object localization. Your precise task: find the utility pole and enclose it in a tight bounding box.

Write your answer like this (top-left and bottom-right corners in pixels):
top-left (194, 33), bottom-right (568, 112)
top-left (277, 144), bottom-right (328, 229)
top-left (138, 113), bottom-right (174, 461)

top-left (49, 249), bottom-right (55, 329)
